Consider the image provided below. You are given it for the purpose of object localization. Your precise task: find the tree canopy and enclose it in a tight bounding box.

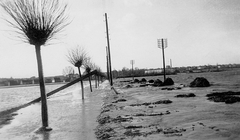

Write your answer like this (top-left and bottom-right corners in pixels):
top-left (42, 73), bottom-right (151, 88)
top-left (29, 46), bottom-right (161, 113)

top-left (0, 0), bottom-right (69, 46)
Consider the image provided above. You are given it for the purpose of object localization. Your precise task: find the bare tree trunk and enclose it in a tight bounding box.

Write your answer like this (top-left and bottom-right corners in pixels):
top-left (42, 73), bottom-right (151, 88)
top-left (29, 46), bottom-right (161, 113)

top-left (35, 45), bottom-right (50, 130)
top-left (78, 67), bottom-right (84, 99)
top-left (98, 75), bottom-right (100, 87)
top-left (89, 76), bottom-right (92, 92)
top-left (95, 75), bottom-right (97, 88)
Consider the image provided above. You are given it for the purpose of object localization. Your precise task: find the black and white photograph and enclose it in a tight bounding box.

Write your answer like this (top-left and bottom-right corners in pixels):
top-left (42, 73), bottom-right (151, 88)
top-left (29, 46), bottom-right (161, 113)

top-left (0, 0), bottom-right (240, 139)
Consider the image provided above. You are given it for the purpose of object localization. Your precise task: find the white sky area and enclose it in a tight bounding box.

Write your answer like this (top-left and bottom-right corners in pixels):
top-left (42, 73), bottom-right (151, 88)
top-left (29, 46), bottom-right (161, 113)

top-left (0, 0), bottom-right (240, 78)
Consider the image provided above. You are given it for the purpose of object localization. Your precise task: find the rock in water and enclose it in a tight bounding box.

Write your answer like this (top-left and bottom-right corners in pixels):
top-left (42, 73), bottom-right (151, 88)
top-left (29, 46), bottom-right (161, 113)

top-left (190, 77), bottom-right (210, 87)
top-left (163, 78), bottom-right (174, 86)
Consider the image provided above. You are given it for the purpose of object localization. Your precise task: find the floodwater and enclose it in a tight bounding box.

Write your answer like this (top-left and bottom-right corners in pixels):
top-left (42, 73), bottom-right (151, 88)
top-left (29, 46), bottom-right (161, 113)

top-left (0, 81), bottom-right (108, 140)
top-left (0, 81), bottom-right (88, 112)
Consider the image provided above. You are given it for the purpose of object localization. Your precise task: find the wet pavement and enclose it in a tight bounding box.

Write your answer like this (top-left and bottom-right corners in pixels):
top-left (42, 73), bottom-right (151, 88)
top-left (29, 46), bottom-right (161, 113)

top-left (0, 81), bottom-right (109, 140)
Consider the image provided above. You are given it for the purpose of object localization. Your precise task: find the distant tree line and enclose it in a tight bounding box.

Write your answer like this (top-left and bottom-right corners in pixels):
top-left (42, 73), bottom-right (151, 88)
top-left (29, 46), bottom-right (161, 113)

top-left (112, 67), bottom-right (177, 79)
top-left (0, 75), bottom-right (78, 86)
top-left (111, 63), bottom-right (240, 79)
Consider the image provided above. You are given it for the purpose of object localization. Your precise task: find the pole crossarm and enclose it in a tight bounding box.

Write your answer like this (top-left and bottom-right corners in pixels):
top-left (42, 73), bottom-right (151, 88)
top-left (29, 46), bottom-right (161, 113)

top-left (28, 70), bottom-right (98, 104)
top-left (157, 38), bottom-right (168, 49)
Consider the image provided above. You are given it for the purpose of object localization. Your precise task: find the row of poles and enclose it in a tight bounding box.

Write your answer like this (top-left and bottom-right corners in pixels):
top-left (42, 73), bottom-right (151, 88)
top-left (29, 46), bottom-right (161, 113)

top-left (105, 13), bottom-right (169, 86)
top-left (105, 13), bottom-right (113, 86)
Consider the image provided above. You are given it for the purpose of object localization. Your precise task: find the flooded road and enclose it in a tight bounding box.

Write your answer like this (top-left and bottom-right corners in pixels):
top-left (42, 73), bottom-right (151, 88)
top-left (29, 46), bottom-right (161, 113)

top-left (0, 81), bottom-right (109, 140)
top-left (0, 83), bottom-right (75, 112)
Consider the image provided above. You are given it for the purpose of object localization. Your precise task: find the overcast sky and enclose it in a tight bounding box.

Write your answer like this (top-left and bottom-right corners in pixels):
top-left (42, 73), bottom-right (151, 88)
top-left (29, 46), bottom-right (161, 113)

top-left (0, 0), bottom-right (240, 78)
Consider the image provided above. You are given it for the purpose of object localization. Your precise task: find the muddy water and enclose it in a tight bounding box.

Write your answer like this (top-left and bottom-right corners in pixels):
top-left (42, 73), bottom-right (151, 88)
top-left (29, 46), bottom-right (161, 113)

top-left (0, 81), bottom-right (109, 140)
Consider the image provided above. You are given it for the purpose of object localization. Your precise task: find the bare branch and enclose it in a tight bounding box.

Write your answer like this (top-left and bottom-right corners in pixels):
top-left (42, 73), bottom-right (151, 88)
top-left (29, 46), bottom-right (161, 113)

top-left (67, 46), bottom-right (88, 68)
top-left (93, 64), bottom-right (105, 77)
top-left (0, 0), bottom-right (69, 46)
top-left (84, 57), bottom-right (94, 74)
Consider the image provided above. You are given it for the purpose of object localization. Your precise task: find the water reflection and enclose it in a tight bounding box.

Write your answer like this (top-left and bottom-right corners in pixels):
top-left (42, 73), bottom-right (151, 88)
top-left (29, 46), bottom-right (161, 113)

top-left (42, 132), bottom-right (50, 140)
top-left (81, 99), bottom-right (87, 138)
top-left (34, 128), bottom-right (51, 140)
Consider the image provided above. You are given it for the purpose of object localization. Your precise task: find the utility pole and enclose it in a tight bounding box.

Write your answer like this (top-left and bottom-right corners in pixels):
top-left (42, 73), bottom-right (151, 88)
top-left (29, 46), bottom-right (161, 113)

top-left (105, 13), bottom-right (113, 86)
top-left (170, 59), bottom-right (172, 68)
top-left (157, 38), bottom-right (167, 81)
top-left (106, 46), bottom-right (110, 80)
top-left (130, 60), bottom-right (135, 81)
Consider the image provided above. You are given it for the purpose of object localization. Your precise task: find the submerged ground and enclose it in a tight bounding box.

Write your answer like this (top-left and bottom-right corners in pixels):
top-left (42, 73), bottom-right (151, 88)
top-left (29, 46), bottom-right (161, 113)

top-left (0, 82), bottom-right (108, 140)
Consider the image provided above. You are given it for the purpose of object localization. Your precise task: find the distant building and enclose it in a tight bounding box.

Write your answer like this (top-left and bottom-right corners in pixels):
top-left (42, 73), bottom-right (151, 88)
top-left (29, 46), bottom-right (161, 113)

top-left (145, 69), bottom-right (162, 74)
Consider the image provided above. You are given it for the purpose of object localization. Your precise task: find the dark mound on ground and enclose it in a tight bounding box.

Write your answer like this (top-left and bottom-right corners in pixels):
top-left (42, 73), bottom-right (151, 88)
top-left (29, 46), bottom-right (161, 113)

top-left (139, 84), bottom-right (148, 87)
top-left (120, 80), bottom-right (132, 83)
top-left (152, 79), bottom-right (163, 87)
top-left (161, 87), bottom-right (182, 90)
top-left (112, 99), bottom-right (127, 103)
top-left (130, 99), bottom-right (172, 106)
top-left (190, 77), bottom-right (210, 87)
top-left (124, 85), bottom-right (132, 88)
top-left (148, 79), bottom-right (154, 83)
top-left (175, 93), bottom-right (196, 98)
top-left (134, 79), bottom-right (139, 83)
top-left (141, 78), bottom-right (147, 83)
top-left (206, 91), bottom-right (240, 104)
top-left (153, 100), bottom-right (172, 104)
top-left (163, 78), bottom-right (174, 86)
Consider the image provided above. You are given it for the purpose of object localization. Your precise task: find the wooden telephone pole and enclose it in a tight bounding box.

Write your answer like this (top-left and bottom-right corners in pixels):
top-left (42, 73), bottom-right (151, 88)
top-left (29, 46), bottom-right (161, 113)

top-left (157, 38), bottom-right (168, 81)
top-left (130, 60), bottom-right (135, 81)
top-left (105, 13), bottom-right (113, 86)
top-left (106, 46), bottom-right (110, 80)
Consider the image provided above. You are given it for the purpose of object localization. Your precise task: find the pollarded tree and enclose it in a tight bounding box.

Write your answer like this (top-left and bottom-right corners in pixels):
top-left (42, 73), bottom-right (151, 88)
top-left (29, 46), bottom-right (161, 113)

top-left (92, 63), bottom-right (99, 88)
top-left (96, 67), bottom-right (106, 83)
top-left (95, 65), bottom-right (104, 87)
top-left (67, 46), bottom-right (87, 99)
top-left (0, 0), bottom-right (69, 130)
top-left (83, 57), bottom-right (94, 92)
